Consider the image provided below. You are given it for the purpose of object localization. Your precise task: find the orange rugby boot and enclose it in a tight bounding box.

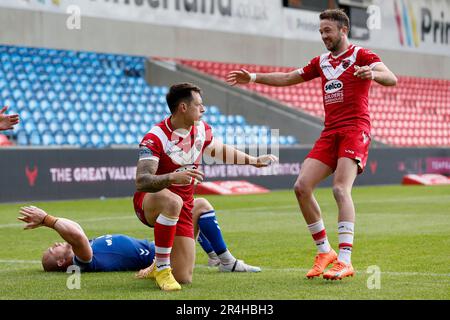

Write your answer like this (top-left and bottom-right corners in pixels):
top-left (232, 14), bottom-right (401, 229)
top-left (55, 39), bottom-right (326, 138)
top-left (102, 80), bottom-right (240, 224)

top-left (323, 260), bottom-right (355, 280)
top-left (306, 249), bottom-right (338, 279)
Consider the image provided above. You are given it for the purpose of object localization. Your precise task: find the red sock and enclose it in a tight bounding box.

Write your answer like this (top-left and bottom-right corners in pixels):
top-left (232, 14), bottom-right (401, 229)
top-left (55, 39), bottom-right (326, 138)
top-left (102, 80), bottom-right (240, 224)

top-left (154, 214), bottom-right (178, 271)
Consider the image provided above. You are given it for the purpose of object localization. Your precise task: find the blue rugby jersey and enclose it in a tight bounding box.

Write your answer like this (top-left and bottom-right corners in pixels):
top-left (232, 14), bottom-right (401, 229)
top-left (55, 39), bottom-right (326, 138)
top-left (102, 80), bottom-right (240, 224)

top-left (73, 234), bottom-right (154, 272)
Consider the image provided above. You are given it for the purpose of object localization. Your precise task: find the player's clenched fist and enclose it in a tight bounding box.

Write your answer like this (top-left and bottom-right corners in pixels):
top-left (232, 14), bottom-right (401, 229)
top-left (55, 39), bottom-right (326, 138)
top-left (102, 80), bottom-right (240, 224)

top-left (353, 65), bottom-right (374, 80)
top-left (169, 169), bottom-right (205, 185)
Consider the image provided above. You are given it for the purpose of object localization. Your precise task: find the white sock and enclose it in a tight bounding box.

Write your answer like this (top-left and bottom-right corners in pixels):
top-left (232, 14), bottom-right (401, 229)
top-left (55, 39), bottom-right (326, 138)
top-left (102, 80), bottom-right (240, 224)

top-left (207, 251), bottom-right (219, 260)
top-left (307, 219), bottom-right (331, 253)
top-left (338, 221), bottom-right (354, 264)
top-left (218, 250), bottom-right (235, 264)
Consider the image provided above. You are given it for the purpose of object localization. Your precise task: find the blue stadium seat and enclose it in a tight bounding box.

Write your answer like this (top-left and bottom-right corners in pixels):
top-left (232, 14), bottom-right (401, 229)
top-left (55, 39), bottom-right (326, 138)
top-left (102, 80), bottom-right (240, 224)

top-left (44, 110), bottom-right (56, 123)
top-left (16, 130), bottom-right (28, 146)
top-left (125, 133), bottom-right (136, 145)
top-left (48, 122), bottom-right (61, 133)
top-left (122, 113), bottom-right (132, 124)
top-left (66, 131), bottom-right (79, 145)
top-left (71, 121), bottom-right (83, 134)
top-left (91, 112), bottom-right (100, 123)
top-left (103, 133), bottom-right (113, 146)
top-left (24, 121), bottom-right (36, 132)
top-left (113, 132), bottom-right (125, 145)
top-left (67, 111), bottom-right (78, 122)
top-left (28, 99), bottom-right (38, 111)
top-left (61, 121), bottom-right (72, 134)
top-left (218, 115), bottom-right (227, 125)
top-left (153, 114), bottom-right (163, 123)
top-left (235, 135), bottom-right (245, 145)
top-left (142, 114), bottom-right (152, 124)
top-left (29, 131), bottom-right (42, 145)
top-left (79, 111), bottom-right (89, 123)
top-left (105, 123), bottom-right (117, 135)
top-left (91, 131), bottom-right (103, 147)
top-left (227, 115), bottom-right (235, 125)
top-left (101, 112), bottom-right (111, 123)
top-left (118, 123), bottom-right (128, 134)
top-left (208, 105), bottom-right (220, 115)
top-left (42, 132), bottom-right (55, 146)
top-left (235, 115), bottom-right (245, 125)
top-left (79, 132), bottom-right (90, 147)
top-left (85, 121), bottom-right (96, 134)
top-left (36, 120), bottom-right (48, 135)
top-left (129, 123), bottom-right (138, 134)
top-left (286, 135), bottom-right (297, 145)
top-left (139, 123), bottom-right (149, 136)
top-left (208, 115), bottom-right (217, 125)
top-left (56, 110), bottom-right (66, 122)
top-left (96, 121), bottom-right (106, 134)
top-left (20, 110), bottom-right (32, 122)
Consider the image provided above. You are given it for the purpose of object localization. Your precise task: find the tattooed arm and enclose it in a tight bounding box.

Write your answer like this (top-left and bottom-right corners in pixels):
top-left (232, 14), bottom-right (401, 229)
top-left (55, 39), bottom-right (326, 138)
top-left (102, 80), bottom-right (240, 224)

top-left (135, 159), bottom-right (204, 193)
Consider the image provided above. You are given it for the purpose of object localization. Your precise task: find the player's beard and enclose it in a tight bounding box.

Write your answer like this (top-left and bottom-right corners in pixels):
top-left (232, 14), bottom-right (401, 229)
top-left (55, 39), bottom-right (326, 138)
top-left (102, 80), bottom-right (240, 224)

top-left (326, 36), bottom-right (342, 53)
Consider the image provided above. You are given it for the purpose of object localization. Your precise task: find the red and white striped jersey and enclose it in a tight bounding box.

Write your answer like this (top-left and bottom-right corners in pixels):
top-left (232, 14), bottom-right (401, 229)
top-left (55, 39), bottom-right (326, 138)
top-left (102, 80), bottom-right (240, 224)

top-left (298, 44), bottom-right (382, 135)
top-left (138, 117), bottom-right (214, 202)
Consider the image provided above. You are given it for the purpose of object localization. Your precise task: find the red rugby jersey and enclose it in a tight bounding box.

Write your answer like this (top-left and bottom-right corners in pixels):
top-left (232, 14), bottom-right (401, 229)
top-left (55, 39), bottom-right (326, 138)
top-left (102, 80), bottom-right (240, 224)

top-left (138, 117), bottom-right (214, 202)
top-left (298, 44), bottom-right (382, 135)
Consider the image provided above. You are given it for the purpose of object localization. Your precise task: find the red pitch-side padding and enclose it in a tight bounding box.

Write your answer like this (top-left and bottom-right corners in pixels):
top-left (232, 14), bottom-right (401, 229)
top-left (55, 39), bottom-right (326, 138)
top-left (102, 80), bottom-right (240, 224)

top-left (195, 181), bottom-right (270, 195)
top-left (402, 174), bottom-right (450, 186)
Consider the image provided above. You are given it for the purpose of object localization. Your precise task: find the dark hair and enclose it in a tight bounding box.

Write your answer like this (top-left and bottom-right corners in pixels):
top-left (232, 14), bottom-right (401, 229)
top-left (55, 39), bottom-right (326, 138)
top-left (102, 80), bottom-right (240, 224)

top-left (166, 83), bottom-right (202, 114)
top-left (319, 9), bottom-right (350, 30)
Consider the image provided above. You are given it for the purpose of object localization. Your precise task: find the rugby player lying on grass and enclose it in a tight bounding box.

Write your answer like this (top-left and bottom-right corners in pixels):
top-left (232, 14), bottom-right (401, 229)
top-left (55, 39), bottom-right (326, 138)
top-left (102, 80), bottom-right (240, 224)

top-left (17, 205), bottom-right (256, 274)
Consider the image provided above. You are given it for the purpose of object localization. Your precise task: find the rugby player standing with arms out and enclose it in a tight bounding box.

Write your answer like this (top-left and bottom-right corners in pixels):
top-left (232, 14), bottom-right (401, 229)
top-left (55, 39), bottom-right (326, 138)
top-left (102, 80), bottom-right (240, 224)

top-left (227, 9), bottom-right (397, 280)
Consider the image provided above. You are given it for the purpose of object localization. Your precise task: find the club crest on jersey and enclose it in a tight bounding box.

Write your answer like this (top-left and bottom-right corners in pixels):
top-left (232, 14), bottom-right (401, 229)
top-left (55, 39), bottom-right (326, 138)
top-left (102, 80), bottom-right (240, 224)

top-left (324, 80), bottom-right (343, 94)
top-left (342, 60), bottom-right (351, 69)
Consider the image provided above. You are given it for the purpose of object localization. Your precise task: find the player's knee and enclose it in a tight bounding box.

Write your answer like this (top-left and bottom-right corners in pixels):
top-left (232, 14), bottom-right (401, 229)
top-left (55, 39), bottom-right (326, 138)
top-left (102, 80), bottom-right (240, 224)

top-left (332, 184), bottom-right (351, 202)
top-left (294, 180), bottom-right (313, 199)
top-left (164, 194), bottom-right (184, 217)
top-left (194, 198), bottom-right (213, 213)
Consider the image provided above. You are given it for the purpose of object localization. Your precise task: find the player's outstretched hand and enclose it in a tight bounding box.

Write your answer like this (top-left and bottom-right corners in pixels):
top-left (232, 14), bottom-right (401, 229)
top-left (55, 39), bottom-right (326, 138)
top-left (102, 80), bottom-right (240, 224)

top-left (170, 169), bottom-right (205, 185)
top-left (0, 106), bottom-right (19, 131)
top-left (353, 65), bottom-right (374, 80)
top-left (252, 154), bottom-right (279, 168)
top-left (18, 206), bottom-right (47, 230)
top-left (226, 68), bottom-right (251, 86)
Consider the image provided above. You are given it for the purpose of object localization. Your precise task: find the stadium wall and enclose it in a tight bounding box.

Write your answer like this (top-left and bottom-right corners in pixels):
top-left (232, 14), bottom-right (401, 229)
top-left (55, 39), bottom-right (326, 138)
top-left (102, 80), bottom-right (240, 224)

top-left (0, 147), bottom-right (449, 202)
top-left (1, 7), bottom-right (450, 80)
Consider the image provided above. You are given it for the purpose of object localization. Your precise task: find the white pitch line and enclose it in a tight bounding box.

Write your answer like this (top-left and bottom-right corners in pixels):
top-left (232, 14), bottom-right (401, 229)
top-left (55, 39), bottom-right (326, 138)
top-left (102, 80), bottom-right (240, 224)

top-left (0, 259), bottom-right (41, 264)
top-left (1, 260), bottom-right (448, 278)
top-left (1, 194), bottom-right (449, 229)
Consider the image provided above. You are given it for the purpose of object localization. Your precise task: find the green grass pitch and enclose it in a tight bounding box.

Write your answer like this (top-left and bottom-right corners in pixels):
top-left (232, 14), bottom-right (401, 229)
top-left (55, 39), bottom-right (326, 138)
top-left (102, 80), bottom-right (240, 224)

top-left (0, 185), bottom-right (449, 300)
